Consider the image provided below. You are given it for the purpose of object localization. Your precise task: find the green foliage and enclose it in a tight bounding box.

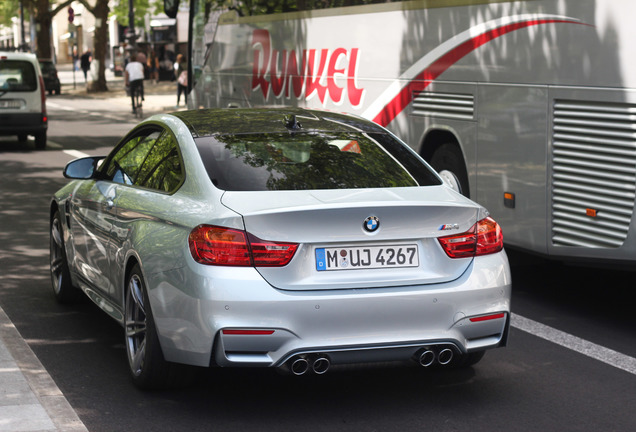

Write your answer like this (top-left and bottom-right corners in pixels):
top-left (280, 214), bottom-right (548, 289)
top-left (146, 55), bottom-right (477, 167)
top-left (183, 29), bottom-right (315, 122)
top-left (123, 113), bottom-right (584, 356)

top-left (202, 0), bottom-right (396, 17)
top-left (1, 0), bottom-right (27, 27)
top-left (110, 0), bottom-right (162, 28)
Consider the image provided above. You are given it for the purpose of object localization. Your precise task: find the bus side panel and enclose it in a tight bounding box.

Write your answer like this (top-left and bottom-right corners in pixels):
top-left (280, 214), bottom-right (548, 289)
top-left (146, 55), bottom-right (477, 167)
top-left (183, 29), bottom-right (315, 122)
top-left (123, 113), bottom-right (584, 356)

top-left (547, 86), bottom-right (636, 263)
top-left (192, 0), bottom-right (636, 265)
top-left (476, 84), bottom-right (549, 255)
top-left (404, 80), bottom-right (477, 206)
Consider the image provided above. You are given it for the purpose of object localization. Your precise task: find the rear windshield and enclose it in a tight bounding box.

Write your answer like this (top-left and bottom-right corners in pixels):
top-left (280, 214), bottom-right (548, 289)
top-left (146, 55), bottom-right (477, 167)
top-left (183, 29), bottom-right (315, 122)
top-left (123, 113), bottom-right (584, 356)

top-left (39, 62), bottom-right (55, 73)
top-left (0, 60), bottom-right (37, 92)
top-left (195, 132), bottom-right (441, 191)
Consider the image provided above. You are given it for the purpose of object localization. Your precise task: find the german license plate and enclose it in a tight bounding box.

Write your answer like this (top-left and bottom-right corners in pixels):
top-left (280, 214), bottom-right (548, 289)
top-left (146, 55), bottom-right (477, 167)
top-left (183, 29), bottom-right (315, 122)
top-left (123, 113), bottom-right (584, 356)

top-left (315, 245), bottom-right (419, 271)
top-left (0, 99), bottom-right (21, 109)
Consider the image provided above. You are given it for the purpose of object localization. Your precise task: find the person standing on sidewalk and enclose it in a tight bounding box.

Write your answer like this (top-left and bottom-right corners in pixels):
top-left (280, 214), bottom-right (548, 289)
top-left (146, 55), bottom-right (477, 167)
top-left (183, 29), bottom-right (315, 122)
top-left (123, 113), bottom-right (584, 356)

top-left (80, 50), bottom-right (92, 82)
top-left (174, 54), bottom-right (188, 107)
top-left (148, 50), bottom-right (159, 83)
top-left (125, 54), bottom-right (145, 114)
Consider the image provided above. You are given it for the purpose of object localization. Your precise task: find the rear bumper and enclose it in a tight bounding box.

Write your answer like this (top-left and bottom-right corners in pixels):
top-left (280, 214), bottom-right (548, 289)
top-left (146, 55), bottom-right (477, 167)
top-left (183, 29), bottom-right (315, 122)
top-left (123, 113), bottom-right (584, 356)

top-left (0, 113), bottom-right (47, 136)
top-left (148, 251), bottom-right (511, 368)
top-left (217, 312), bottom-right (509, 368)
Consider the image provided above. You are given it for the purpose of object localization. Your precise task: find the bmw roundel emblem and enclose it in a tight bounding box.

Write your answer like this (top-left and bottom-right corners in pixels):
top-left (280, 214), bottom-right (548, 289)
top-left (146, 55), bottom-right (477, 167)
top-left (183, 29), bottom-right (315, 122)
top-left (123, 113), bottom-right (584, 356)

top-left (363, 216), bottom-right (380, 232)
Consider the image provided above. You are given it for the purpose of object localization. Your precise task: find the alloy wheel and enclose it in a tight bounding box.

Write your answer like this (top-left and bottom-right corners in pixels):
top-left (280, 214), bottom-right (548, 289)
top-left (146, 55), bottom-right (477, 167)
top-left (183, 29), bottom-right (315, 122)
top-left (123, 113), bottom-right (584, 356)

top-left (50, 216), bottom-right (65, 295)
top-left (125, 273), bottom-right (147, 377)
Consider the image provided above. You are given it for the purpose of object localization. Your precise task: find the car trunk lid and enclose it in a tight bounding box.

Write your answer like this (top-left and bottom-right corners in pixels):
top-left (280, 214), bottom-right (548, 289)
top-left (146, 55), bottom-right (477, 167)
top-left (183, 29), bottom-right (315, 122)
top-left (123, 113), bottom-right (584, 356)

top-left (221, 186), bottom-right (481, 291)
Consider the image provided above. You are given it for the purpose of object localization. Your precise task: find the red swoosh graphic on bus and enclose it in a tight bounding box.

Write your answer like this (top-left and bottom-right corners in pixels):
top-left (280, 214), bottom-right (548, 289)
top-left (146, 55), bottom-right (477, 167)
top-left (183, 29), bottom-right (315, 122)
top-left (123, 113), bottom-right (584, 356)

top-left (373, 19), bottom-right (587, 127)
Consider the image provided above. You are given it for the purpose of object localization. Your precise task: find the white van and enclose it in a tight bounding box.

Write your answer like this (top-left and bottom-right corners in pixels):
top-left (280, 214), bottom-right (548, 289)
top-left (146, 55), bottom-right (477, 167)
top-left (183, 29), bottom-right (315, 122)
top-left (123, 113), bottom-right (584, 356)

top-left (0, 51), bottom-right (47, 149)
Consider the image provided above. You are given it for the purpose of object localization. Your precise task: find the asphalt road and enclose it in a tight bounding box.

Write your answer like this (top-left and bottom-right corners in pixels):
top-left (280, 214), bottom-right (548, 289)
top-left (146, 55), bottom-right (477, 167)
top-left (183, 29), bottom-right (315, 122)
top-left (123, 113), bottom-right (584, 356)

top-left (1, 93), bottom-right (635, 432)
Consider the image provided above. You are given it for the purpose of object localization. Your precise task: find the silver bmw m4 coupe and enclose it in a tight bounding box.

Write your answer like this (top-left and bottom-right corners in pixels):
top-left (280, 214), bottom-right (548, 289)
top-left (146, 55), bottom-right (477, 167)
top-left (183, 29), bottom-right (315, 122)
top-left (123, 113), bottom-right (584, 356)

top-left (50, 108), bottom-right (511, 389)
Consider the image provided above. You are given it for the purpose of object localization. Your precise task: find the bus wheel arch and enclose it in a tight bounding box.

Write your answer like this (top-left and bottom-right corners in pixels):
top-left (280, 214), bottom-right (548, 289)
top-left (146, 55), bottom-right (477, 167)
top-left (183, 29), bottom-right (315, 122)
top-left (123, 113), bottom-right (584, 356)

top-left (422, 131), bottom-right (470, 198)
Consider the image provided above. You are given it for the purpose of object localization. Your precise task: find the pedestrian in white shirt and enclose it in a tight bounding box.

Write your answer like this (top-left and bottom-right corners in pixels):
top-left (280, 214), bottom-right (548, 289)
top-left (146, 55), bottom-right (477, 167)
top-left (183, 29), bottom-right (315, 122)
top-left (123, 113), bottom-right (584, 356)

top-left (125, 54), bottom-right (145, 113)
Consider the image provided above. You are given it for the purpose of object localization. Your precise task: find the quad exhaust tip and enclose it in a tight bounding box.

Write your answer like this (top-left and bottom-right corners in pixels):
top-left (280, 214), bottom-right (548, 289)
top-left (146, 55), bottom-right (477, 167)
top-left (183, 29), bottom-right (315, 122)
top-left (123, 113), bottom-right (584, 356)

top-left (417, 346), bottom-right (455, 367)
top-left (290, 357), bottom-right (310, 376)
top-left (312, 357), bottom-right (330, 375)
top-left (287, 354), bottom-right (331, 376)
top-left (284, 346), bottom-right (455, 375)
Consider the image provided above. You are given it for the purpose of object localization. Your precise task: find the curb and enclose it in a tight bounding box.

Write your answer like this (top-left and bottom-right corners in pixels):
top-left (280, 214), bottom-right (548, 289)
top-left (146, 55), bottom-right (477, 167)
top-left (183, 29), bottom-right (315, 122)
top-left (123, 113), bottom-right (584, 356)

top-left (0, 305), bottom-right (88, 431)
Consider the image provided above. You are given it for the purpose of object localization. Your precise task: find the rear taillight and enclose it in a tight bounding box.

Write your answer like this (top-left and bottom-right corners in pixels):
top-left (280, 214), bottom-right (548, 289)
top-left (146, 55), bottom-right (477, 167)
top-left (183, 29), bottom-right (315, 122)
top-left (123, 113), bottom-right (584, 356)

top-left (247, 233), bottom-right (298, 266)
top-left (39, 74), bottom-right (47, 122)
top-left (189, 226), bottom-right (251, 266)
top-left (189, 225), bottom-right (298, 267)
top-left (438, 217), bottom-right (503, 259)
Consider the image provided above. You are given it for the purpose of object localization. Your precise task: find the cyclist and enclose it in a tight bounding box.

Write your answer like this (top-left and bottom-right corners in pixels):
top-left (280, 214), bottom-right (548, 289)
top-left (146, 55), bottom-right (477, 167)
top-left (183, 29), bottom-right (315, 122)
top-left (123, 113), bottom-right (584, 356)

top-left (124, 53), bottom-right (145, 114)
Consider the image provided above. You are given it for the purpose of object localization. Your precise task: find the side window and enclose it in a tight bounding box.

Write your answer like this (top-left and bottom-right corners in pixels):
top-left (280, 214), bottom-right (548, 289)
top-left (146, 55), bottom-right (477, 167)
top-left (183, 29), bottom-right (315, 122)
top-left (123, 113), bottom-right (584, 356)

top-left (136, 131), bottom-right (184, 193)
top-left (105, 130), bottom-right (162, 185)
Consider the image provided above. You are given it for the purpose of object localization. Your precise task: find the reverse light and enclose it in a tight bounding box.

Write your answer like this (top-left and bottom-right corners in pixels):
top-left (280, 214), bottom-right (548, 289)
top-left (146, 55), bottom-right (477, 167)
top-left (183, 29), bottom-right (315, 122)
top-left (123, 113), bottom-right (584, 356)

top-left (438, 216), bottom-right (503, 258)
top-left (189, 225), bottom-right (298, 267)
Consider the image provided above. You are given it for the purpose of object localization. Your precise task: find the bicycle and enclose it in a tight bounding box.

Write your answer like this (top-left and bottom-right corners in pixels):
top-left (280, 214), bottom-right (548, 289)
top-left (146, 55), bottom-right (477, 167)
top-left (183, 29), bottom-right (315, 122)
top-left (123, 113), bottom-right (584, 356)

top-left (128, 79), bottom-right (144, 119)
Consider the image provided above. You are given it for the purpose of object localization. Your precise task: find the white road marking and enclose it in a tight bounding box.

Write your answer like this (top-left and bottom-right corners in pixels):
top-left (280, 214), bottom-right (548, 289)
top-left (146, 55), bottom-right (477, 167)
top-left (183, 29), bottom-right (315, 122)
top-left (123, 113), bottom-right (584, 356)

top-left (46, 101), bottom-right (75, 111)
top-left (63, 150), bottom-right (90, 159)
top-left (46, 101), bottom-right (128, 122)
top-left (511, 313), bottom-right (636, 375)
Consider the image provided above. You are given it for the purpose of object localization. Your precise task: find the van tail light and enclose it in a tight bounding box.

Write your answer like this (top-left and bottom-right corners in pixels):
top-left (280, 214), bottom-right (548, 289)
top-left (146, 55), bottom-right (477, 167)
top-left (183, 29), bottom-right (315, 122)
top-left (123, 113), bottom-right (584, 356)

top-left (189, 225), bottom-right (298, 267)
top-left (438, 217), bottom-right (503, 258)
top-left (38, 75), bottom-right (47, 123)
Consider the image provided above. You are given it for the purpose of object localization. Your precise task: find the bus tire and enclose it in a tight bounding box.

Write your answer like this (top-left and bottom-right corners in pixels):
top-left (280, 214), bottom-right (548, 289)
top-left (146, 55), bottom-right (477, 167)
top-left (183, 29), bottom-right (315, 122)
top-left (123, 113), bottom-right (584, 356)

top-left (430, 143), bottom-right (469, 197)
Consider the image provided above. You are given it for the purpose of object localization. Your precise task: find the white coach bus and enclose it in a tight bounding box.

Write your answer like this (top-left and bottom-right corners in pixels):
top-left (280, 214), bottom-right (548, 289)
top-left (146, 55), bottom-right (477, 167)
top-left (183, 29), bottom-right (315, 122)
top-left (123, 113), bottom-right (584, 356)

top-left (171, 0), bottom-right (636, 266)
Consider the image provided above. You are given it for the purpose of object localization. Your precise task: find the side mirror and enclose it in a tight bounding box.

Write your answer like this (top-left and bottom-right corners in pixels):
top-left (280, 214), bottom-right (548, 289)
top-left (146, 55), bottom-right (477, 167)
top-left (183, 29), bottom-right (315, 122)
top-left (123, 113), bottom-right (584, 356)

top-left (63, 156), bottom-right (105, 179)
top-left (164, 0), bottom-right (180, 18)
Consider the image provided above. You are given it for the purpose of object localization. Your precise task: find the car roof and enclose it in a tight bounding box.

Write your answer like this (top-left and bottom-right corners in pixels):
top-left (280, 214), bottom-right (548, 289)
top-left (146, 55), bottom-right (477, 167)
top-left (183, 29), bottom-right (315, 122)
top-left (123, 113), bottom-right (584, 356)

top-left (0, 51), bottom-right (38, 63)
top-left (169, 108), bottom-right (387, 138)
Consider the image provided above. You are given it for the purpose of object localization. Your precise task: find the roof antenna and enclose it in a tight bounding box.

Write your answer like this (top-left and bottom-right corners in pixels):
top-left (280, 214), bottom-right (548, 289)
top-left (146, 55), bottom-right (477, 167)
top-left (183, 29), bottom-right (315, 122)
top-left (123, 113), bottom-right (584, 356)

top-left (284, 114), bottom-right (302, 131)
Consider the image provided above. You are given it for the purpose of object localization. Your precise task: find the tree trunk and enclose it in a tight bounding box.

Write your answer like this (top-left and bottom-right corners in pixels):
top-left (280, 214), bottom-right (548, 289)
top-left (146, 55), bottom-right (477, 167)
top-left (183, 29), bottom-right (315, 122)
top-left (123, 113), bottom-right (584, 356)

top-left (34, 0), bottom-right (52, 58)
top-left (87, 0), bottom-right (109, 92)
top-left (33, 0), bottom-right (75, 59)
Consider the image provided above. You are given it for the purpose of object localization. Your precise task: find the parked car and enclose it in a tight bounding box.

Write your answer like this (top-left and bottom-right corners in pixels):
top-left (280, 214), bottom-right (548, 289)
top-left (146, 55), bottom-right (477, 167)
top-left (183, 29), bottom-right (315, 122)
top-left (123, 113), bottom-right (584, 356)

top-left (38, 59), bottom-right (61, 95)
top-left (50, 108), bottom-right (511, 389)
top-left (0, 51), bottom-right (47, 149)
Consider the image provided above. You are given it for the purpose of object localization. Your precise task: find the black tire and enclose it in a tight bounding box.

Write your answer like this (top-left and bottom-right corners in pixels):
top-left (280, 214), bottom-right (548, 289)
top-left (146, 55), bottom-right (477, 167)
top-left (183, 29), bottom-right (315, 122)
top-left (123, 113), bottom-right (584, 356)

top-left (50, 211), bottom-right (81, 303)
top-left (430, 143), bottom-right (470, 197)
top-left (125, 264), bottom-right (194, 390)
top-left (34, 132), bottom-right (47, 150)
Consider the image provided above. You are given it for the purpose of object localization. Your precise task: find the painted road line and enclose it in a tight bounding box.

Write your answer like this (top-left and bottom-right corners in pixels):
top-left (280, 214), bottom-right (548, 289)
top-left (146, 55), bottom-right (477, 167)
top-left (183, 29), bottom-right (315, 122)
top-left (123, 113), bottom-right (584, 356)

top-left (63, 150), bottom-right (90, 159)
top-left (47, 101), bottom-right (129, 122)
top-left (512, 313), bottom-right (636, 376)
top-left (46, 101), bottom-right (75, 111)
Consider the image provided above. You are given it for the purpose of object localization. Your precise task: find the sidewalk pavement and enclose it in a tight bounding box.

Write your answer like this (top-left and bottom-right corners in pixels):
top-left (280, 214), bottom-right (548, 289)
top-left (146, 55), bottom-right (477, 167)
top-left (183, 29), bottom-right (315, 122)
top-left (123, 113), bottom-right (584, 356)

top-left (0, 305), bottom-right (88, 432)
top-left (55, 61), bottom-right (183, 111)
top-left (0, 63), bottom-right (184, 432)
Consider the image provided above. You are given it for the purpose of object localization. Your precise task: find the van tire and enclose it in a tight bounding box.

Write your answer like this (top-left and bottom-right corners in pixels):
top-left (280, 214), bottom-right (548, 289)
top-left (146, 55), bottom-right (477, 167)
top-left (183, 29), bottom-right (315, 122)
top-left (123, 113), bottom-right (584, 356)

top-left (34, 132), bottom-right (47, 150)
